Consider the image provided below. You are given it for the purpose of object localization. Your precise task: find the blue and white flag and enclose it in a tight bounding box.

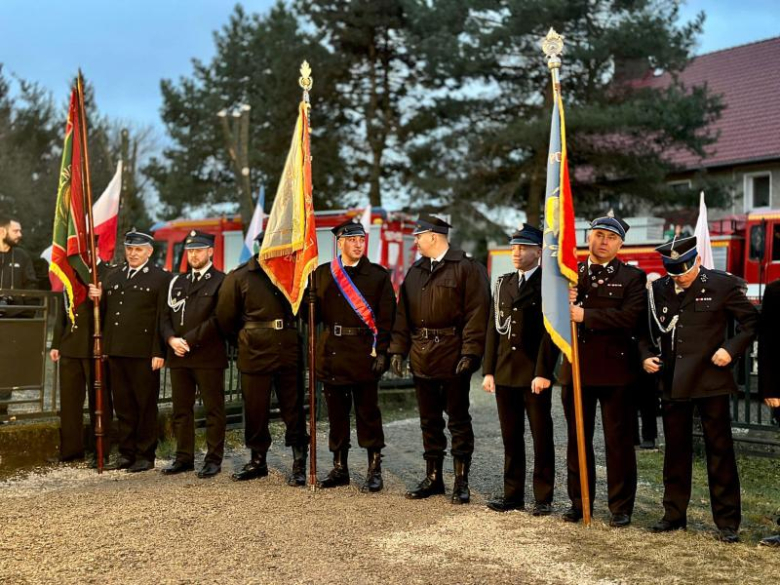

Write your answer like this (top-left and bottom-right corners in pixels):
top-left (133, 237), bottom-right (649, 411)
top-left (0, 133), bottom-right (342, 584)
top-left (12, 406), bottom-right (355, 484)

top-left (240, 184), bottom-right (265, 263)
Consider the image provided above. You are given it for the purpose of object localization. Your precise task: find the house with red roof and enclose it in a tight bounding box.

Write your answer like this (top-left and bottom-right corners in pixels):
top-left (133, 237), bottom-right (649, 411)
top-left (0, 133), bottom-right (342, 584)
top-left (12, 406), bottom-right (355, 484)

top-left (636, 37), bottom-right (780, 215)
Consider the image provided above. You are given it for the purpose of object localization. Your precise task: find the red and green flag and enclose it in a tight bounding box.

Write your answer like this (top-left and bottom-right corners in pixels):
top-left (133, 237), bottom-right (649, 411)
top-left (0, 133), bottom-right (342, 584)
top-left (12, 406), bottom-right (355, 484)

top-left (49, 88), bottom-right (90, 324)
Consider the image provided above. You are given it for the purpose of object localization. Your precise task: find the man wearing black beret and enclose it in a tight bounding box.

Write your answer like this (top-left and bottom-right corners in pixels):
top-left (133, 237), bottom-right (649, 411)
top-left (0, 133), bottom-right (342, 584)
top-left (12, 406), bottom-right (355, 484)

top-left (160, 230), bottom-right (227, 479)
top-left (390, 213), bottom-right (490, 504)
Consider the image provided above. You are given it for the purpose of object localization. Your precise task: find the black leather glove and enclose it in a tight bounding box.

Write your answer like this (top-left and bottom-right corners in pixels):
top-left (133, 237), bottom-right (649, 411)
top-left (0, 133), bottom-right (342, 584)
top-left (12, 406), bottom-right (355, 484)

top-left (372, 353), bottom-right (389, 376)
top-left (390, 354), bottom-right (404, 377)
top-left (455, 355), bottom-right (478, 376)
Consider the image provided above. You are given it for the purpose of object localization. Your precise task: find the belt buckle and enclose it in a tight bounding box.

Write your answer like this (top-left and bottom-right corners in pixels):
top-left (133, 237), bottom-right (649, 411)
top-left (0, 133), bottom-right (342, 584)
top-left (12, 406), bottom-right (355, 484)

top-left (333, 325), bottom-right (342, 337)
top-left (274, 319), bottom-right (284, 330)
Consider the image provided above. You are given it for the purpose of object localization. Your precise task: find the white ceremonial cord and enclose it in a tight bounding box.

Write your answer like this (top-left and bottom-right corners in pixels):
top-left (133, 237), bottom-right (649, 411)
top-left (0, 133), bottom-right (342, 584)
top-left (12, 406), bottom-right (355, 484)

top-left (647, 282), bottom-right (678, 350)
top-left (493, 275), bottom-right (512, 337)
top-left (167, 275), bottom-right (186, 326)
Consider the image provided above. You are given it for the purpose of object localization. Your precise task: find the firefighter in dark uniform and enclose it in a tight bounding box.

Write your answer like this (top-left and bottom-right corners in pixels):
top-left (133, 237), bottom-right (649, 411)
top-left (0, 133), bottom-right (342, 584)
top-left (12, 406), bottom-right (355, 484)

top-left (89, 229), bottom-right (170, 472)
top-left (389, 214), bottom-right (490, 504)
top-left (160, 231), bottom-right (227, 479)
top-left (482, 224), bottom-right (558, 515)
top-left (215, 232), bottom-right (308, 485)
top-left (49, 249), bottom-right (113, 465)
top-left (311, 219), bottom-right (396, 492)
top-left (759, 277), bottom-right (780, 548)
top-left (641, 236), bottom-right (758, 543)
top-left (563, 216), bottom-right (646, 527)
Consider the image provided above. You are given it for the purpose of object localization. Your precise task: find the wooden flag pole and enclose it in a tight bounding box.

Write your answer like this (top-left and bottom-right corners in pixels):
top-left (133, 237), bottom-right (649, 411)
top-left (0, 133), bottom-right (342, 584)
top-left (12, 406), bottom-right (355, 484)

top-left (76, 71), bottom-right (106, 474)
top-left (543, 31), bottom-right (592, 526)
top-left (299, 62), bottom-right (318, 491)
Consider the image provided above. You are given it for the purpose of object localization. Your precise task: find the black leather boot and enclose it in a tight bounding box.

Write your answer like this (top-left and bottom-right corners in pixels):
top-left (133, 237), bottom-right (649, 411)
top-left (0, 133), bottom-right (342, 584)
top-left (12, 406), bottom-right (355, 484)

top-left (451, 458), bottom-right (471, 505)
top-left (318, 449), bottom-right (350, 488)
top-left (288, 445), bottom-right (307, 487)
top-left (405, 458), bottom-right (445, 499)
top-left (361, 449), bottom-right (383, 493)
top-left (231, 451), bottom-right (268, 481)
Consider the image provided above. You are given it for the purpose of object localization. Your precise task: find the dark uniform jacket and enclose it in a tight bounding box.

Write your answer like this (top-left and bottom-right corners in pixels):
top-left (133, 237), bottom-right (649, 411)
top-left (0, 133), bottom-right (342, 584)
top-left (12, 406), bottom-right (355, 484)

top-left (51, 262), bottom-right (111, 359)
top-left (160, 264), bottom-right (228, 370)
top-left (483, 269), bottom-right (558, 387)
top-left (389, 248), bottom-right (490, 380)
top-left (101, 261), bottom-right (170, 359)
top-left (312, 256), bottom-right (396, 385)
top-left (215, 256), bottom-right (300, 374)
top-left (640, 267), bottom-right (758, 400)
top-left (561, 258), bottom-right (646, 387)
top-left (759, 279), bottom-right (780, 400)
top-left (0, 247), bottom-right (37, 291)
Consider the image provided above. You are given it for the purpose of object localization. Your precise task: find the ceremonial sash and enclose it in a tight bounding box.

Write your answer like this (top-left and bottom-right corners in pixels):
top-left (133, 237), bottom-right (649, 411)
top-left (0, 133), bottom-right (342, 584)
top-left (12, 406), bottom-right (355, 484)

top-left (330, 256), bottom-right (378, 356)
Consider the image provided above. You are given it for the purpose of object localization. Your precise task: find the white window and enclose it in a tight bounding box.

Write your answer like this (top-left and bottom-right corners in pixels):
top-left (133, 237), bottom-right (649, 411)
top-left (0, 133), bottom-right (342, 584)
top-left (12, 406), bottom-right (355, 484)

top-left (744, 172), bottom-right (772, 211)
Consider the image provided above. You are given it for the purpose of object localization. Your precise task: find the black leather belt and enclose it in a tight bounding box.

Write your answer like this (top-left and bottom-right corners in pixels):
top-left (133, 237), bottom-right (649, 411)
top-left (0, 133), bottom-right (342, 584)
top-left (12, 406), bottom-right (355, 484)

top-left (414, 326), bottom-right (457, 338)
top-left (330, 324), bottom-right (371, 337)
top-left (243, 319), bottom-right (294, 331)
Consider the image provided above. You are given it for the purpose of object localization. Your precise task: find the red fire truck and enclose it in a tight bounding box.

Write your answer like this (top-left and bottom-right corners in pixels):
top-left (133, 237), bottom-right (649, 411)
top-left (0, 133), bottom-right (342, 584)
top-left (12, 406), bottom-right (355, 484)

top-left (150, 208), bottom-right (418, 290)
top-left (487, 209), bottom-right (780, 301)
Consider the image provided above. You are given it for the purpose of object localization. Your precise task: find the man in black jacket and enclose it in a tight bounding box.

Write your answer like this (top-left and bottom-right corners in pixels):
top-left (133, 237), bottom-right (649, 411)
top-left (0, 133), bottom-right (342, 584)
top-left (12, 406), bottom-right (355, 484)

top-left (390, 214), bottom-right (490, 504)
top-left (160, 231), bottom-right (227, 479)
top-left (562, 216), bottom-right (646, 527)
top-left (642, 236), bottom-right (759, 543)
top-left (89, 229), bottom-right (170, 472)
top-left (482, 225), bottom-right (558, 515)
top-left (311, 219), bottom-right (396, 492)
top-left (49, 251), bottom-right (112, 465)
top-left (215, 232), bottom-right (308, 485)
top-left (759, 278), bottom-right (780, 548)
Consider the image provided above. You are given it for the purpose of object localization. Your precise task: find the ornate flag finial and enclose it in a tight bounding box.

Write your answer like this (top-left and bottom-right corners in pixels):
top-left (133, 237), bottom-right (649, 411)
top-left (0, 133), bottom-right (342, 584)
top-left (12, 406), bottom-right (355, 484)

top-left (299, 61), bottom-right (313, 93)
top-left (541, 28), bottom-right (564, 70)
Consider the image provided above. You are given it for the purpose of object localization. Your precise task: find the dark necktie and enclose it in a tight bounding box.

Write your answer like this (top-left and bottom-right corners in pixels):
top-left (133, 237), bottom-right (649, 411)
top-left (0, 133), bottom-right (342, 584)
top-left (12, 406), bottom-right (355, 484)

top-left (590, 264), bottom-right (604, 277)
top-left (518, 272), bottom-right (525, 288)
top-left (193, 272), bottom-right (202, 283)
top-left (127, 268), bottom-right (136, 280)
top-left (430, 260), bottom-right (438, 272)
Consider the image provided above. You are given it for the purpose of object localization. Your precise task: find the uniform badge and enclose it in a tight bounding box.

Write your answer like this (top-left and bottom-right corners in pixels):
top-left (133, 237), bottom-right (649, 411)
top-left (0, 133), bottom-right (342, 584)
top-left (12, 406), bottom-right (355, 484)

top-left (662, 307), bottom-right (668, 314)
top-left (190, 230), bottom-right (196, 236)
top-left (700, 273), bottom-right (708, 283)
top-left (660, 316), bottom-right (665, 323)
top-left (606, 266), bottom-right (615, 274)
top-left (143, 267), bottom-right (149, 273)
top-left (204, 273), bottom-right (211, 280)
top-left (598, 279), bottom-right (604, 285)
top-left (113, 284), bottom-right (119, 290)
top-left (579, 265), bottom-right (585, 273)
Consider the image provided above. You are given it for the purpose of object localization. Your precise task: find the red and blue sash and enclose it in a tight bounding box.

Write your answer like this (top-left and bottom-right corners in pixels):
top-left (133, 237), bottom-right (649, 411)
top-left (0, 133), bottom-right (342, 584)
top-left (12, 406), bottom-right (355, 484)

top-left (330, 255), bottom-right (378, 356)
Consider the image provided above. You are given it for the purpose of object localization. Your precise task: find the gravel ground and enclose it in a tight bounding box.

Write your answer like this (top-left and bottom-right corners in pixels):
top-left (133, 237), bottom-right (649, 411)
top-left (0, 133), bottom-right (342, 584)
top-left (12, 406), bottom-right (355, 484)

top-left (1, 381), bottom-right (779, 584)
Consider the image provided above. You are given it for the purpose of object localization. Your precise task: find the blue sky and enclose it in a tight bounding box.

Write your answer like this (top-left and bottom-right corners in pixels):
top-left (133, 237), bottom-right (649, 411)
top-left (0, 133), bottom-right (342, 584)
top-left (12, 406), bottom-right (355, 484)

top-left (0, 0), bottom-right (777, 132)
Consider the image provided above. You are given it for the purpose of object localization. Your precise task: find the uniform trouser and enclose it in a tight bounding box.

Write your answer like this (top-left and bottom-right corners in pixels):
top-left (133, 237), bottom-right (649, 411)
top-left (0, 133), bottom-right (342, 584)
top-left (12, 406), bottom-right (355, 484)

top-left (323, 382), bottom-right (385, 453)
top-left (241, 368), bottom-right (308, 455)
top-left (661, 395), bottom-right (741, 530)
top-left (59, 356), bottom-right (113, 459)
top-left (495, 385), bottom-right (555, 505)
top-left (169, 367), bottom-right (226, 465)
top-left (562, 384), bottom-right (637, 515)
top-left (635, 373), bottom-right (659, 443)
top-left (109, 356), bottom-right (160, 463)
top-left (413, 375), bottom-right (474, 461)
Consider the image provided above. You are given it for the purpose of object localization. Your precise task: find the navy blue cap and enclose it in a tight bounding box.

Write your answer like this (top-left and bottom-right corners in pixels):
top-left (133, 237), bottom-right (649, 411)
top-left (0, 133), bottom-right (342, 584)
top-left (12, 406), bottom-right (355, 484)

top-left (332, 218), bottom-right (366, 238)
top-left (253, 231), bottom-right (265, 244)
top-left (413, 214), bottom-right (452, 236)
top-left (655, 236), bottom-right (698, 276)
top-left (590, 216), bottom-right (630, 240)
top-left (509, 223), bottom-right (543, 246)
top-left (124, 228), bottom-right (153, 247)
top-left (184, 230), bottom-right (215, 250)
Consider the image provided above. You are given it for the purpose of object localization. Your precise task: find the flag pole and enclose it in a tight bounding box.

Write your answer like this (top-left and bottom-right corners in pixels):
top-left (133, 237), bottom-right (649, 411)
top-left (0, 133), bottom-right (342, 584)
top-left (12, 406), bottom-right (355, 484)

top-left (76, 71), bottom-right (106, 474)
top-left (299, 61), bottom-right (318, 491)
top-left (542, 31), bottom-right (591, 526)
